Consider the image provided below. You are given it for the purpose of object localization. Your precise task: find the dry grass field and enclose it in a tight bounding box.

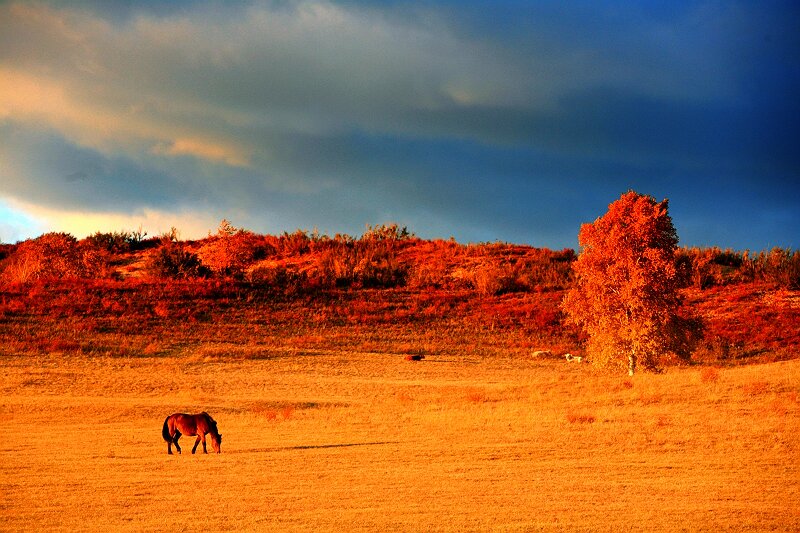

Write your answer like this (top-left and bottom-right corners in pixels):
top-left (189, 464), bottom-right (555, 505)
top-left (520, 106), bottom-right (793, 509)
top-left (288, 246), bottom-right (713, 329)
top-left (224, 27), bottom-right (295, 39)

top-left (2, 351), bottom-right (798, 532)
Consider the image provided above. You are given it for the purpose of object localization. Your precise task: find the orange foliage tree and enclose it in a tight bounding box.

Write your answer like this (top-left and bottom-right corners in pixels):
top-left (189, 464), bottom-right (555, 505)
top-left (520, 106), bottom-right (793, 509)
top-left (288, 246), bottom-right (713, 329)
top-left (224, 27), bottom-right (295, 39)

top-left (562, 191), bottom-right (688, 374)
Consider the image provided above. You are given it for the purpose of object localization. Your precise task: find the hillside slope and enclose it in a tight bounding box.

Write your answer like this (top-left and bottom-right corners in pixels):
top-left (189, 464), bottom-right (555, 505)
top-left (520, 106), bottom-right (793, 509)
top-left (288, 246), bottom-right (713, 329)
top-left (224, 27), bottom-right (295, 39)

top-left (0, 226), bottom-right (797, 366)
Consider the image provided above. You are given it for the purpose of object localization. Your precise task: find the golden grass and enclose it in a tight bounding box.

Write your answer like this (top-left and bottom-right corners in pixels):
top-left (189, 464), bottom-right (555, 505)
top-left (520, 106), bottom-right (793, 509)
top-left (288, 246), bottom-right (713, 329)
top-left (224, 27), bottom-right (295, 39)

top-left (2, 353), bottom-right (799, 531)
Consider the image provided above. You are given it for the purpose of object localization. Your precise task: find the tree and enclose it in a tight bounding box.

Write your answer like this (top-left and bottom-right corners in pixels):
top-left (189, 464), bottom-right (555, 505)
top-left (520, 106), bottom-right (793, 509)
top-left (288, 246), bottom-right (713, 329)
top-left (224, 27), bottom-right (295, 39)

top-left (562, 191), bottom-right (689, 374)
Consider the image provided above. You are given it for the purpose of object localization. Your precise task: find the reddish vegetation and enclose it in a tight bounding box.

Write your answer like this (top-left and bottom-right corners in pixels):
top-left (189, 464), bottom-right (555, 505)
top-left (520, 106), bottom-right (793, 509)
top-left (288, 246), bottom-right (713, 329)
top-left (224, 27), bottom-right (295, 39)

top-left (685, 284), bottom-right (800, 363)
top-left (0, 222), bottom-right (797, 367)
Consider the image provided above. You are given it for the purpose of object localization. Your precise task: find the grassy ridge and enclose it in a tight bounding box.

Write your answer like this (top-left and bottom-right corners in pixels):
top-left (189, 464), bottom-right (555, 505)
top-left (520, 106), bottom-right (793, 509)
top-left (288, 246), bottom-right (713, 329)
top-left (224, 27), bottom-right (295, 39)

top-left (1, 224), bottom-right (798, 365)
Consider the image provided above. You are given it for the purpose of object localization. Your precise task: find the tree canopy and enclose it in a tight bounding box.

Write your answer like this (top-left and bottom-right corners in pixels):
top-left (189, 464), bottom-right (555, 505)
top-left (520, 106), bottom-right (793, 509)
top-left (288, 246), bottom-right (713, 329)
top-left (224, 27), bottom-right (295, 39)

top-left (562, 191), bottom-right (691, 374)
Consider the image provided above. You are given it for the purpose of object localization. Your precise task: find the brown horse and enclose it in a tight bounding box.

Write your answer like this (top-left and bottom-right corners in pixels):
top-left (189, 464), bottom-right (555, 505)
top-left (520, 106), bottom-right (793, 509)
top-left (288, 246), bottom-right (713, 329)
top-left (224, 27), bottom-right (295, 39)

top-left (162, 412), bottom-right (222, 454)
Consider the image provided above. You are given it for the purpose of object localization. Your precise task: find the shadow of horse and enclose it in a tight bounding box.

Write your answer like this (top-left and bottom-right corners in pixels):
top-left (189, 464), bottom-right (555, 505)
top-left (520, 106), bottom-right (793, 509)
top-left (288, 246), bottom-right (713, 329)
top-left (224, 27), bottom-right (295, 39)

top-left (226, 441), bottom-right (400, 455)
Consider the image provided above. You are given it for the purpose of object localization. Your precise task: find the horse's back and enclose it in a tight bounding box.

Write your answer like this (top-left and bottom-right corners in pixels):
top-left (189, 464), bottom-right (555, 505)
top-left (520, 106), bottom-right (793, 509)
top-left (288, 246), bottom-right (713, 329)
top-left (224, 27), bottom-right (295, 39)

top-left (170, 413), bottom-right (199, 435)
top-left (167, 412), bottom-right (218, 436)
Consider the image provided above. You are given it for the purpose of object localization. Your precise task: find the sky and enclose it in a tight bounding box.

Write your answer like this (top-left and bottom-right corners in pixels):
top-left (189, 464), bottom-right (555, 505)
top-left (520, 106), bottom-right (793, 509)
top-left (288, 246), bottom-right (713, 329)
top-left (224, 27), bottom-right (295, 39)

top-left (1, 0), bottom-right (798, 250)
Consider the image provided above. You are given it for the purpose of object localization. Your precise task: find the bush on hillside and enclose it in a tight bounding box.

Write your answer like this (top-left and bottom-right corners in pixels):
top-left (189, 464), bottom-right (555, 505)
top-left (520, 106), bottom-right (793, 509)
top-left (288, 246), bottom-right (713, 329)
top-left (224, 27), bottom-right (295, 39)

top-left (197, 220), bottom-right (274, 277)
top-left (0, 233), bottom-right (112, 284)
top-left (471, 263), bottom-right (521, 296)
top-left (247, 263), bottom-right (310, 297)
top-left (674, 247), bottom-right (745, 288)
top-left (674, 247), bottom-right (800, 290)
top-left (357, 244), bottom-right (408, 288)
top-left (756, 248), bottom-right (800, 290)
top-left (279, 230), bottom-right (313, 256)
top-left (361, 223), bottom-right (413, 244)
top-left (313, 238), bottom-right (408, 289)
top-left (146, 243), bottom-right (208, 279)
top-left (83, 231), bottom-right (139, 254)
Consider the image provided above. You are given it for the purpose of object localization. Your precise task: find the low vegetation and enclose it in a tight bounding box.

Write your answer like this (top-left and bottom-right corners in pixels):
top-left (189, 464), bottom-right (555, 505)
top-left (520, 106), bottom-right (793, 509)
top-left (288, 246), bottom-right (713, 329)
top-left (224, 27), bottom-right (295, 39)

top-left (0, 221), bottom-right (797, 367)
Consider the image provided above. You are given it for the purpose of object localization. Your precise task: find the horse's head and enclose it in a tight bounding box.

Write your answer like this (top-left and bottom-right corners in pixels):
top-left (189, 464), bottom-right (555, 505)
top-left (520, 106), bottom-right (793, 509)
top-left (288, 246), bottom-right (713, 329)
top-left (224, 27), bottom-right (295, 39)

top-left (211, 433), bottom-right (222, 453)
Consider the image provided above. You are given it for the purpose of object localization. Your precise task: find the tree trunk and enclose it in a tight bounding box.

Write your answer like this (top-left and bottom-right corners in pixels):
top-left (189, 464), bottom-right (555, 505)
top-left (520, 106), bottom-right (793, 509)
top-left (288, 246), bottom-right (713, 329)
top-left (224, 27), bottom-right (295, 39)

top-left (628, 352), bottom-right (636, 376)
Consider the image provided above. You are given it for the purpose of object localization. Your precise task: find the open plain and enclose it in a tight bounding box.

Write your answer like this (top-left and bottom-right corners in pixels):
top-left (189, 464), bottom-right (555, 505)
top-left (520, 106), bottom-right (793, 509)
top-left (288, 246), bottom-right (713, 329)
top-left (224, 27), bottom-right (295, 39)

top-left (2, 351), bottom-right (798, 532)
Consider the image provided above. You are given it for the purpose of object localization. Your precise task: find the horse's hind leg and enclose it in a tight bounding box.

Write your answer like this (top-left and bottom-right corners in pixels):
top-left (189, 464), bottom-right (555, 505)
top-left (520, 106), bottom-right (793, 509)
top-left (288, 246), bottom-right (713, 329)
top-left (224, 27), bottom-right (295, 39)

top-left (173, 431), bottom-right (182, 454)
top-left (192, 435), bottom-right (202, 454)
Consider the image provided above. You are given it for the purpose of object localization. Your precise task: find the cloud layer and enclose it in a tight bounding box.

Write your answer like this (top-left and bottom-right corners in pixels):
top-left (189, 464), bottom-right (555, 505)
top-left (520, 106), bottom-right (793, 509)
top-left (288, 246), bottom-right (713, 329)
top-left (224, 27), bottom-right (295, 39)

top-left (1, 1), bottom-right (798, 248)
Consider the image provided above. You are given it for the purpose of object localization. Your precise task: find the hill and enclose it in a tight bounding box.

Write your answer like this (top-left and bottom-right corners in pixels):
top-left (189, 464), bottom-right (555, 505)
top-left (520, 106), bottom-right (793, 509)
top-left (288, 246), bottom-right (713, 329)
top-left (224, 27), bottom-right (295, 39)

top-left (0, 223), bottom-right (798, 367)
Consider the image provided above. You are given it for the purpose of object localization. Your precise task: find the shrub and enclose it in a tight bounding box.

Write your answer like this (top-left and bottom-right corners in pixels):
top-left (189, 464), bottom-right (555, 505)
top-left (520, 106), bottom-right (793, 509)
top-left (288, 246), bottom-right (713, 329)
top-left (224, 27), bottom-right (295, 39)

top-left (675, 247), bottom-right (749, 288)
top-left (758, 248), bottom-right (800, 289)
top-left (407, 258), bottom-right (449, 289)
top-left (471, 263), bottom-right (520, 296)
top-left (315, 240), bottom-right (358, 288)
top-left (247, 263), bottom-right (309, 297)
top-left (279, 229), bottom-right (312, 255)
top-left (197, 220), bottom-right (273, 277)
top-left (453, 247), bottom-right (575, 295)
top-left (0, 243), bottom-right (15, 262)
top-left (674, 247), bottom-right (800, 289)
top-left (313, 234), bottom-right (408, 289)
top-left (357, 244), bottom-right (408, 288)
top-left (0, 233), bottom-right (110, 283)
top-left (83, 231), bottom-right (135, 253)
top-left (158, 227), bottom-right (181, 244)
top-left (146, 243), bottom-right (208, 279)
top-left (361, 223), bottom-right (413, 244)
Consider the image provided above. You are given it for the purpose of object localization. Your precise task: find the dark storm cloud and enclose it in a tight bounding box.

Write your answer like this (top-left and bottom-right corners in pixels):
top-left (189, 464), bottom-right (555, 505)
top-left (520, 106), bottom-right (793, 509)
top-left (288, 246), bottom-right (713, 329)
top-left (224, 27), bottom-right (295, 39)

top-left (0, 123), bottom-right (206, 211)
top-left (0, 1), bottom-right (797, 248)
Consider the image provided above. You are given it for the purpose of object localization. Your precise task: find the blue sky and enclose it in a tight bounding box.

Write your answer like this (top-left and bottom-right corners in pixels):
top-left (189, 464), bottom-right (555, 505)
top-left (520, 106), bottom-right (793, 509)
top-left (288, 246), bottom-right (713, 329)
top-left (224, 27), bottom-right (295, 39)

top-left (0, 0), bottom-right (798, 249)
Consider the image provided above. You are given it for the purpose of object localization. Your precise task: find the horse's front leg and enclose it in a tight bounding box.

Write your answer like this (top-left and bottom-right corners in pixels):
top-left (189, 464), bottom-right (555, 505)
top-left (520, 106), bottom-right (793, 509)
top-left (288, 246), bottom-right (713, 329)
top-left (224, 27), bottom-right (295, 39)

top-left (192, 435), bottom-right (202, 454)
top-left (194, 433), bottom-right (208, 454)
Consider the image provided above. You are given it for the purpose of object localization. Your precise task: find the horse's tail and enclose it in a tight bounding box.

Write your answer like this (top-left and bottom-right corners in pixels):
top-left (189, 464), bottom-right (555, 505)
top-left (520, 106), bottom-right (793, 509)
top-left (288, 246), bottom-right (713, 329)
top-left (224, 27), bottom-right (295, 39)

top-left (162, 415), bottom-right (172, 442)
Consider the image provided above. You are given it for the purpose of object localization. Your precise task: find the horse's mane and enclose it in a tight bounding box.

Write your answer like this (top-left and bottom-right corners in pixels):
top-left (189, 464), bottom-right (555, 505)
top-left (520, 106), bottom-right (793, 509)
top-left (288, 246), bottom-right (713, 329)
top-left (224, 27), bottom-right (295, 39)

top-left (202, 412), bottom-right (218, 431)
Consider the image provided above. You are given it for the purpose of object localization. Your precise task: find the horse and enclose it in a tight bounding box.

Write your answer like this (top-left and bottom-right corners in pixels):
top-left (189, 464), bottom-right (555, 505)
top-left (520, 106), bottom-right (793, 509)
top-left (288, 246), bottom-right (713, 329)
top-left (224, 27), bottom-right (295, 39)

top-left (162, 412), bottom-right (222, 455)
